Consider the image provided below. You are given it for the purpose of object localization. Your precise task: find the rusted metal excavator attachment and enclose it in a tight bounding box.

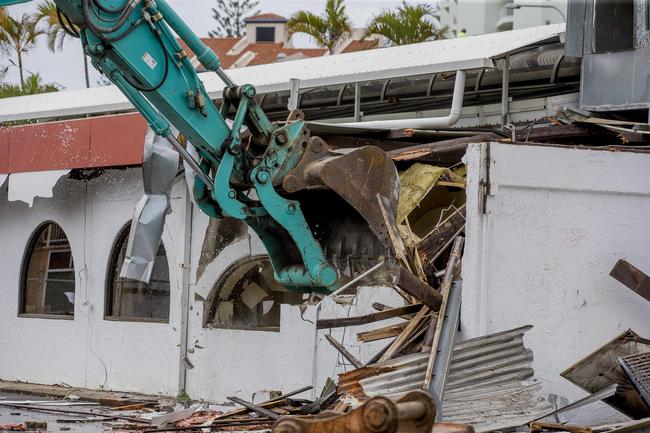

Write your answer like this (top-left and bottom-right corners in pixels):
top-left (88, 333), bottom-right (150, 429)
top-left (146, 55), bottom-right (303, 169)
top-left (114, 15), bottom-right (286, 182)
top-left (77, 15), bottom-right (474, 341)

top-left (273, 391), bottom-right (474, 433)
top-left (284, 135), bottom-right (400, 248)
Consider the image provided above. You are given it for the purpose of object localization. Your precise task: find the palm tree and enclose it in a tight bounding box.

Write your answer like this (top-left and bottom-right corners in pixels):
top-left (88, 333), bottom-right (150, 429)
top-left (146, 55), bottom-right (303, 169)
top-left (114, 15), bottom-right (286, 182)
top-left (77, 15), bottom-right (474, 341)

top-left (34, 1), bottom-right (90, 88)
top-left (0, 12), bottom-right (42, 90)
top-left (365, 2), bottom-right (448, 46)
top-left (286, 0), bottom-right (351, 54)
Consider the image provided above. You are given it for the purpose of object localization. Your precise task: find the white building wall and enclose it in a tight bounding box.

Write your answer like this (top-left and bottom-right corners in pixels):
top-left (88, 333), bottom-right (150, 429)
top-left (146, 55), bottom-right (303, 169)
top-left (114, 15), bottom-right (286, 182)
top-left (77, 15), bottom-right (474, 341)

top-left (513, 0), bottom-right (566, 29)
top-left (0, 169), bottom-right (182, 395)
top-left (462, 142), bottom-right (650, 424)
top-left (183, 208), bottom-right (403, 401)
top-left (438, 0), bottom-right (566, 35)
top-left (0, 167), bottom-right (399, 401)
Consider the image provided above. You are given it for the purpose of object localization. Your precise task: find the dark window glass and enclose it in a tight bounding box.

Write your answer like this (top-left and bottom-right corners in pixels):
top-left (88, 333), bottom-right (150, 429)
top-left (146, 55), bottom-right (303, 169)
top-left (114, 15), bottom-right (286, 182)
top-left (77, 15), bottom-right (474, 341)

top-left (105, 225), bottom-right (170, 322)
top-left (256, 27), bottom-right (275, 43)
top-left (593, 0), bottom-right (634, 52)
top-left (21, 223), bottom-right (75, 317)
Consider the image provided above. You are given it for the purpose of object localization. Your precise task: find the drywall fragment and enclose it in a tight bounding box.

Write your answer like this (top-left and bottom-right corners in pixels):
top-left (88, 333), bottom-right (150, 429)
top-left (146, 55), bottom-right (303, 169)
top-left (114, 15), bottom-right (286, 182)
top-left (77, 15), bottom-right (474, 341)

top-left (241, 282), bottom-right (268, 310)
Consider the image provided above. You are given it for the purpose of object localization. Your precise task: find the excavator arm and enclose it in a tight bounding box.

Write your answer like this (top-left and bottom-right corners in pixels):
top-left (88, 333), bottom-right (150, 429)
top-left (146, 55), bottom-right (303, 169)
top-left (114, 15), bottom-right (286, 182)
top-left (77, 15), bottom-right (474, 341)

top-left (0, 0), bottom-right (400, 293)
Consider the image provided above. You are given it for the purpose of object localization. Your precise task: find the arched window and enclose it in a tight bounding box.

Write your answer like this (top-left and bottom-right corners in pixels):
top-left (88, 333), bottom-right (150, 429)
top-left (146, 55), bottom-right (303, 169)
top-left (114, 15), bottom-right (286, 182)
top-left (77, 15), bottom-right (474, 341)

top-left (105, 224), bottom-right (170, 322)
top-left (203, 256), bottom-right (302, 331)
top-left (20, 222), bottom-right (75, 317)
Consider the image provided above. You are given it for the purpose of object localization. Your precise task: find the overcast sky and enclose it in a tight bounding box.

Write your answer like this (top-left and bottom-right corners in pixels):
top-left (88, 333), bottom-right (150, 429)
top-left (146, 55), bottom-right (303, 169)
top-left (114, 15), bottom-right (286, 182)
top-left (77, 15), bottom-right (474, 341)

top-left (2, 0), bottom-right (408, 89)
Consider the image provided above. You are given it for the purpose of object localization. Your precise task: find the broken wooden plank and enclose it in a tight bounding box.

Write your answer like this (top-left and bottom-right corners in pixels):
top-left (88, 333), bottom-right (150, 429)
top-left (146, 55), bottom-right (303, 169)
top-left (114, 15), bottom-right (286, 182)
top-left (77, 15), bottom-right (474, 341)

top-left (437, 181), bottom-right (466, 189)
top-left (214, 386), bottom-right (312, 420)
top-left (422, 237), bottom-right (464, 353)
top-left (377, 194), bottom-right (412, 272)
top-left (379, 306), bottom-right (430, 362)
top-left (388, 135), bottom-right (495, 163)
top-left (530, 421), bottom-right (592, 433)
top-left (418, 205), bottom-right (466, 284)
top-left (403, 217), bottom-right (427, 280)
top-left (392, 266), bottom-right (442, 309)
top-left (226, 396), bottom-right (281, 421)
top-left (357, 322), bottom-right (408, 342)
top-left (316, 304), bottom-right (422, 329)
top-left (422, 237), bottom-right (464, 391)
top-left (610, 259), bottom-right (650, 303)
top-left (324, 335), bottom-right (363, 368)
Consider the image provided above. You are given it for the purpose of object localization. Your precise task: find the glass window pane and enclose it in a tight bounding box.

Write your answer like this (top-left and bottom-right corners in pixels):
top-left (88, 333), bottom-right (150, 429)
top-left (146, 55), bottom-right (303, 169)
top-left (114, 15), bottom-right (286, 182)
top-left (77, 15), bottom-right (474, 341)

top-left (105, 225), bottom-right (170, 322)
top-left (21, 223), bottom-right (75, 317)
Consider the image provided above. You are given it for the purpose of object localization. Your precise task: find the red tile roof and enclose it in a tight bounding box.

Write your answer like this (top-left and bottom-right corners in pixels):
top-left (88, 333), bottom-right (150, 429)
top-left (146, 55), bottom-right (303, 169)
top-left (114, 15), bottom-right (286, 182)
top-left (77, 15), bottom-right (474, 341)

top-left (342, 39), bottom-right (380, 53)
top-left (245, 13), bottom-right (287, 22)
top-left (245, 43), bottom-right (327, 66)
top-left (179, 37), bottom-right (243, 69)
top-left (179, 37), bottom-right (328, 69)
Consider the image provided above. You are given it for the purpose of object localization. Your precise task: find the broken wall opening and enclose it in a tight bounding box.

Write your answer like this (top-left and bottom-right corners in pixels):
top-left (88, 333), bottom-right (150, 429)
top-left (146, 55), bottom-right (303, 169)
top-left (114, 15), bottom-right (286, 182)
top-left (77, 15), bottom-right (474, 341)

top-left (203, 255), bottom-right (303, 332)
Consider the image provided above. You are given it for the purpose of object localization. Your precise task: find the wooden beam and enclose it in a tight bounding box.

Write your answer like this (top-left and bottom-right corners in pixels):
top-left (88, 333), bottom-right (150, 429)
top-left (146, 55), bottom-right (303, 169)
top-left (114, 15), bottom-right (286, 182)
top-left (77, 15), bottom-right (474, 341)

top-left (392, 266), bottom-right (442, 310)
top-left (530, 421), bottom-right (592, 433)
top-left (357, 322), bottom-right (408, 342)
top-left (388, 134), bottom-right (497, 163)
top-left (378, 306), bottom-right (430, 362)
top-left (316, 304), bottom-right (422, 329)
top-left (215, 386), bottom-right (312, 420)
top-left (324, 335), bottom-right (363, 368)
top-left (418, 205), bottom-right (466, 284)
top-left (610, 259), bottom-right (650, 303)
top-left (422, 237), bottom-right (464, 391)
top-left (226, 396), bottom-right (281, 421)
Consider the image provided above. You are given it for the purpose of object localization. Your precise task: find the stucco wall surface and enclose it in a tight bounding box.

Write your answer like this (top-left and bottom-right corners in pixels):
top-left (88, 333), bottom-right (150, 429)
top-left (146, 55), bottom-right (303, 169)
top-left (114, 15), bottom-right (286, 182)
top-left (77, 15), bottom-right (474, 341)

top-left (462, 142), bottom-right (650, 424)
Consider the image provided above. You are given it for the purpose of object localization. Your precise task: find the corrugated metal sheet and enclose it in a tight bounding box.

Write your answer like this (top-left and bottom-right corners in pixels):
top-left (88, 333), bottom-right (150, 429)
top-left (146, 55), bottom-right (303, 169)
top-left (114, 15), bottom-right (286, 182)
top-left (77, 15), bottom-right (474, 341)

top-left (340, 326), bottom-right (553, 433)
top-left (0, 24), bottom-right (564, 122)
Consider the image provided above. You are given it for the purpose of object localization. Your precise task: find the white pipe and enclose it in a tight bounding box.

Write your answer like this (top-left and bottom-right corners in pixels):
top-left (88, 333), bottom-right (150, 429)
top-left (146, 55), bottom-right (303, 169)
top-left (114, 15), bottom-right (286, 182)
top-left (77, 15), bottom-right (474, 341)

top-left (337, 70), bottom-right (467, 130)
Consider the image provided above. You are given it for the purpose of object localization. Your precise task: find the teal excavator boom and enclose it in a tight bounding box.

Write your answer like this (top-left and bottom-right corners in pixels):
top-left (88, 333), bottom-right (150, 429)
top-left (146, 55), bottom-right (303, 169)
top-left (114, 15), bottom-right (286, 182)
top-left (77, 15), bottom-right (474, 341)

top-left (0, 0), bottom-right (400, 293)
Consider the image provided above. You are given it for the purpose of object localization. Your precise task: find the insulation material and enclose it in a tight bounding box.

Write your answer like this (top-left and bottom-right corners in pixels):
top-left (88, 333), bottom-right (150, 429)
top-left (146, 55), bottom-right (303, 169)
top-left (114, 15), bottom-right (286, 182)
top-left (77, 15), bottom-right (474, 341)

top-left (120, 129), bottom-right (179, 282)
top-left (396, 163), bottom-right (465, 237)
top-left (7, 169), bottom-right (70, 207)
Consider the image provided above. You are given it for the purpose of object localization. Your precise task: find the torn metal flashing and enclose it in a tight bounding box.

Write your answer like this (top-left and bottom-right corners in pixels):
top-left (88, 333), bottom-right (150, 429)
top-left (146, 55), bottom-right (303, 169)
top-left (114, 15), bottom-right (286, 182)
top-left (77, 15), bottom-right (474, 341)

top-left (120, 129), bottom-right (179, 282)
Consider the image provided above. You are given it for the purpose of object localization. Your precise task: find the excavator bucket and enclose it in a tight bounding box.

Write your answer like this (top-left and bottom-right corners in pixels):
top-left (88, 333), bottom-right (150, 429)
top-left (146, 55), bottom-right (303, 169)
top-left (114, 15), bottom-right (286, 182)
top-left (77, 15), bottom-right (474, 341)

top-left (282, 136), bottom-right (400, 268)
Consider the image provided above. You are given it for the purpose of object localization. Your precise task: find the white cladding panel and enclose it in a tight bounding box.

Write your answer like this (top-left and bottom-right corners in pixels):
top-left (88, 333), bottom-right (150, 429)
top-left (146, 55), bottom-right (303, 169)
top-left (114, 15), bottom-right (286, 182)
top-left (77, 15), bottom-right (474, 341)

top-left (462, 142), bottom-right (650, 425)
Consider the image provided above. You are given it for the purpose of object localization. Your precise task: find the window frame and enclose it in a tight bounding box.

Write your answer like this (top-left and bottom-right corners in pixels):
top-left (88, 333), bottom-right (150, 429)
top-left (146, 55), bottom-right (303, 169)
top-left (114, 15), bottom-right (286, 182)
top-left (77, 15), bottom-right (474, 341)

top-left (104, 222), bottom-right (171, 324)
top-left (255, 26), bottom-right (276, 43)
top-left (18, 221), bottom-right (75, 320)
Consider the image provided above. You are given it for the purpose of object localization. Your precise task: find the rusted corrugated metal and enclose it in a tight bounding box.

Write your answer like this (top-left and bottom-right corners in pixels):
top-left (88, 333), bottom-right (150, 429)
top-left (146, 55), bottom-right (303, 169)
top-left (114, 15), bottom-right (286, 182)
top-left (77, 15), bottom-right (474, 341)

top-left (1, 113), bottom-right (146, 174)
top-left (339, 326), bottom-right (553, 433)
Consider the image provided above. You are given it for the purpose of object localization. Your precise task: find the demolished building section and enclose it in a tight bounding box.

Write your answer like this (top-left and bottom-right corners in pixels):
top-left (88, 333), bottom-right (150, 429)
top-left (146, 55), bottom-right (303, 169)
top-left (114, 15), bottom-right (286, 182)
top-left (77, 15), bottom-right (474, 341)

top-left (0, 11), bottom-right (650, 433)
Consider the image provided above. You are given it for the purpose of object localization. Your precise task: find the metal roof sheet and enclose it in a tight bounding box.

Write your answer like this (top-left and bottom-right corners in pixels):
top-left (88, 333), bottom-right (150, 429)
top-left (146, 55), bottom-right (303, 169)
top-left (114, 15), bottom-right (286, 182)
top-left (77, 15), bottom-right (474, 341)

top-left (341, 325), bottom-right (554, 433)
top-left (0, 24), bottom-right (564, 122)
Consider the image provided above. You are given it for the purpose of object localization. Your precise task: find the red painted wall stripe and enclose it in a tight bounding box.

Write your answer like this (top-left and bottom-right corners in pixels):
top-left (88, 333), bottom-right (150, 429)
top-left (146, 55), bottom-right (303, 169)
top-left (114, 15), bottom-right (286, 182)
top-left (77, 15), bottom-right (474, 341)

top-left (0, 113), bottom-right (147, 174)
